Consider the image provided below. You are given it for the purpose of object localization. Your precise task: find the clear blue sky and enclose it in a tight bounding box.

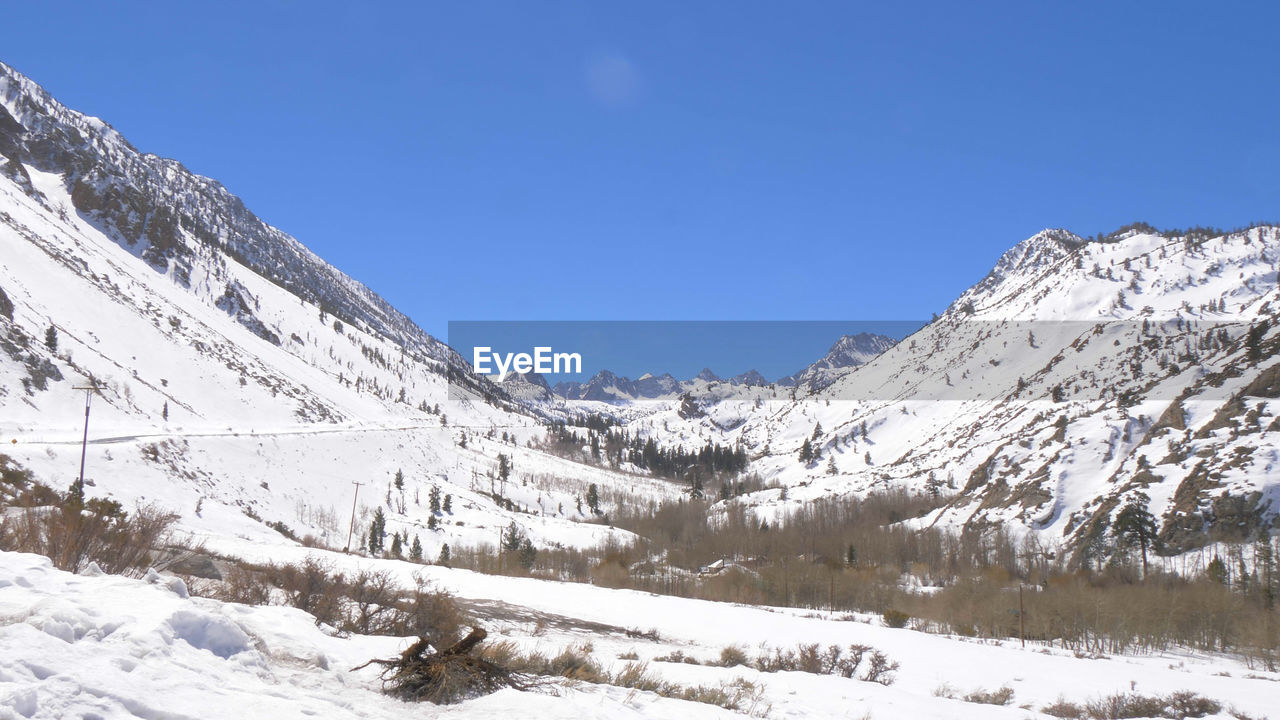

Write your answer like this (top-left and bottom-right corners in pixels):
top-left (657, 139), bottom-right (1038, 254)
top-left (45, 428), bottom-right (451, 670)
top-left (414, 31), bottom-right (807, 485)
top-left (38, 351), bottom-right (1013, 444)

top-left (5, 2), bottom-right (1278, 347)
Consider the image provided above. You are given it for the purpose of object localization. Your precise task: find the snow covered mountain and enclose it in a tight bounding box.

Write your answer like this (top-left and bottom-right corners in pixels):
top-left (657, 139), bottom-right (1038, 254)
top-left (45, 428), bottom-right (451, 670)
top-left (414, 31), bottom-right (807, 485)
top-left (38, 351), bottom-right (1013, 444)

top-left (0, 60), bottom-right (661, 558)
top-left (553, 369), bottom-right (684, 403)
top-left (551, 367), bottom-right (775, 405)
top-left (1, 55), bottom-right (1275, 567)
top-left (611, 225), bottom-right (1280, 557)
top-left (547, 333), bottom-right (897, 409)
top-left (777, 332), bottom-right (898, 389)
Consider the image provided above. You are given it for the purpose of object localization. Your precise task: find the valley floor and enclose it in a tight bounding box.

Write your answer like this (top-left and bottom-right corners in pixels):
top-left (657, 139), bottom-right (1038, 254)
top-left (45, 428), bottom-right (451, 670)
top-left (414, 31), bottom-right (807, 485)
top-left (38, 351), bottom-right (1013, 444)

top-left (2, 542), bottom-right (1275, 720)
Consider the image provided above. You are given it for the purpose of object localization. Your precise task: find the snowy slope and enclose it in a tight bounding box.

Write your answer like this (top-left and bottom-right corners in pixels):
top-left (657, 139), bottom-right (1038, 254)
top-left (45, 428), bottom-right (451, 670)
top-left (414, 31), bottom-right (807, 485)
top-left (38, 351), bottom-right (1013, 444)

top-left (610, 226), bottom-right (1280, 556)
top-left (4, 547), bottom-right (1275, 719)
top-left (0, 51), bottom-right (1276, 627)
top-left (0, 61), bottom-right (666, 556)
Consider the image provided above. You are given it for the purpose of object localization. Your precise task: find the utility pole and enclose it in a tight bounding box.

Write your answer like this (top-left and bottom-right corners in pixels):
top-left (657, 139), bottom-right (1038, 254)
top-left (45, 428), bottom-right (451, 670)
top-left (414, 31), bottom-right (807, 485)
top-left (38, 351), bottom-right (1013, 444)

top-left (345, 480), bottom-right (365, 553)
top-left (71, 379), bottom-right (102, 499)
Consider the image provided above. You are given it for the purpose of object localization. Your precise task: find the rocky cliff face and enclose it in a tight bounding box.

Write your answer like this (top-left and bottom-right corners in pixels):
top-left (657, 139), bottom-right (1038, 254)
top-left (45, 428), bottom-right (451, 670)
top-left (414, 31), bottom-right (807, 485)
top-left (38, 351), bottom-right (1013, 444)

top-left (0, 61), bottom-right (450, 360)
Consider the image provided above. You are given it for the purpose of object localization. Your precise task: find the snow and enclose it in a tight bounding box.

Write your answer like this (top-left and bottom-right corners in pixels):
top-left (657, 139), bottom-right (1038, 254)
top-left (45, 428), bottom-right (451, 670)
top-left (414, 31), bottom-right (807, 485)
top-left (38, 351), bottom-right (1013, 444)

top-left (2, 548), bottom-right (1276, 719)
top-left (0, 159), bottom-right (658, 557)
top-left (2, 59), bottom-right (1280, 718)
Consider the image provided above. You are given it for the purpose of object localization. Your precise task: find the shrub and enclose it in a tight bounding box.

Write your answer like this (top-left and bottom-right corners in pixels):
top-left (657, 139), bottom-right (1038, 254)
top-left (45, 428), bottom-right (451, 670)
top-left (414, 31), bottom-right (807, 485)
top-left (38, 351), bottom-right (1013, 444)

top-left (751, 642), bottom-right (895, 685)
top-left (396, 577), bottom-right (467, 647)
top-left (477, 641), bottom-right (770, 714)
top-left (343, 568), bottom-right (407, 635)
top-left (202, 559), bottom-right (469, 642)
top-left (653, 649), bottom-right (701, 665)
top-left (609, 662), bottom-right (768, 714)
top-left (0, 454), bottom-right (34, 490)
top-left (266, 520), bottom-right (298, 541)
top-left (963, 686), bottom-right (1014, 706)
top-left (717, 645), bottom-right (749, 667)
top-left (882, 609), bottom-right (910, 628)
top-left (1041, 697), bottom-right (1084, 718)
top-left (0, 502), bottom-right (177, 577)
top-left (860, 650), bottom-right (898, 686)
top-left (498, 642), bottom-right (608, 684)
top-left (1165, 691), bottom-right (1222, 718)
top-left (214, 564), bottom-right (272, 605)
top-left (611, 662), bottom-right (663, 692)
top-left (268, 556), bottom-right (345, 626)
top-left (1081, 691), bottom-right (1222, 719)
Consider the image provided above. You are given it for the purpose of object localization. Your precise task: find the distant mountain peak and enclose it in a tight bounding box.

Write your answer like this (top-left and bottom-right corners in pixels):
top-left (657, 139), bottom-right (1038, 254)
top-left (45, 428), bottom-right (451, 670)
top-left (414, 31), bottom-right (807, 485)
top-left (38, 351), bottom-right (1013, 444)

top-left (778, 333), bottom-right (897, 388)
top-left (552, 369), bottom-right (682, 403)
top-left (729, 369), bottom-right (768, 387)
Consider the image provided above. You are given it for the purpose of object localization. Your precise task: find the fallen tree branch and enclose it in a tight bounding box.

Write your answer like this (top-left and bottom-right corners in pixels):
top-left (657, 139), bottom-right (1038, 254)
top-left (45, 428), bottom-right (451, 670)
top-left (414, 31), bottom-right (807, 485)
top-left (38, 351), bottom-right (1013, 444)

top-left (354, 626), bottom-right (536, 704)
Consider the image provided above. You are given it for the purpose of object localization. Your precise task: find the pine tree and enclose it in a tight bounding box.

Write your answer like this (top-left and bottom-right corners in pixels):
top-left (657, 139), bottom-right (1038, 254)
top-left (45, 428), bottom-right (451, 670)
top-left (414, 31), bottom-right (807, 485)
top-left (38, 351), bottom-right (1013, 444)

top-left (368, 507), bottom-right (386, 554)
top-left (1247, 322), bottom-right (1267, 363)
top-left (394, 469), bottom-right (404, 492)
top-left (497, 454), bottom-right (512, 483)
top-left (1113, 499), bottom-right (1159, 576)
top-left (44, 325), bottom-right (57, 352)
top-left (437, 543), bottom-right (451, 565)
top-left (502, 522), bottom-right (523, 552)
top-left (1206, 555), bottom-right (1229, 584)
top-left (798, 438), bottom-right (813, 464)
top-left (826, 456), bottom-right (837, 475)
top-left (586, 484), bottom-right (600, 514)
top-left (812, 422), bottom-right (823, 440)
top-left (518, 538), bottom-right (537, 570)
top-left (925, 472), bottom-right (944, 498)
top-left (427, 514), bottom-right (438, 531)
top-left (66, 478), bottom-right (85, 510)
top-left (1255, 539), bottom-right (1275, 610)
top-left (390, 533), bottom-right (403, 557)
top-left (410, 535), bottom-right (423, 562)
top-left (429, 485), bottom-right (442, 514)
top-left (161, 401), bottom-right (169, 421)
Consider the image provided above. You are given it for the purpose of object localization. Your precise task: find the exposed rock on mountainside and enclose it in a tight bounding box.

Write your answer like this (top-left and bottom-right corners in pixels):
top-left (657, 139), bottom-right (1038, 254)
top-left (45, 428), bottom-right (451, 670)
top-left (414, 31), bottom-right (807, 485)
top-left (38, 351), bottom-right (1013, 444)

top-left (777, 332), bottom-right (899, 389)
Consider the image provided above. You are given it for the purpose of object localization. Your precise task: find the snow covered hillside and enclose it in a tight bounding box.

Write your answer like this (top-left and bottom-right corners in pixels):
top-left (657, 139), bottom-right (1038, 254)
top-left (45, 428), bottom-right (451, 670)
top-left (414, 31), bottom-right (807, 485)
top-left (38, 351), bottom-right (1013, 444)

top-left (4, 546), bottom-right (1275, 719)
top-left (1, 54), bottom-right (1279, 720)
top-left (0, 59), bottom-right (667, 558)
top-left (609, 226), bottom-right (1280, 557)
top-left (3, 48), bottom-right (1277, 563)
